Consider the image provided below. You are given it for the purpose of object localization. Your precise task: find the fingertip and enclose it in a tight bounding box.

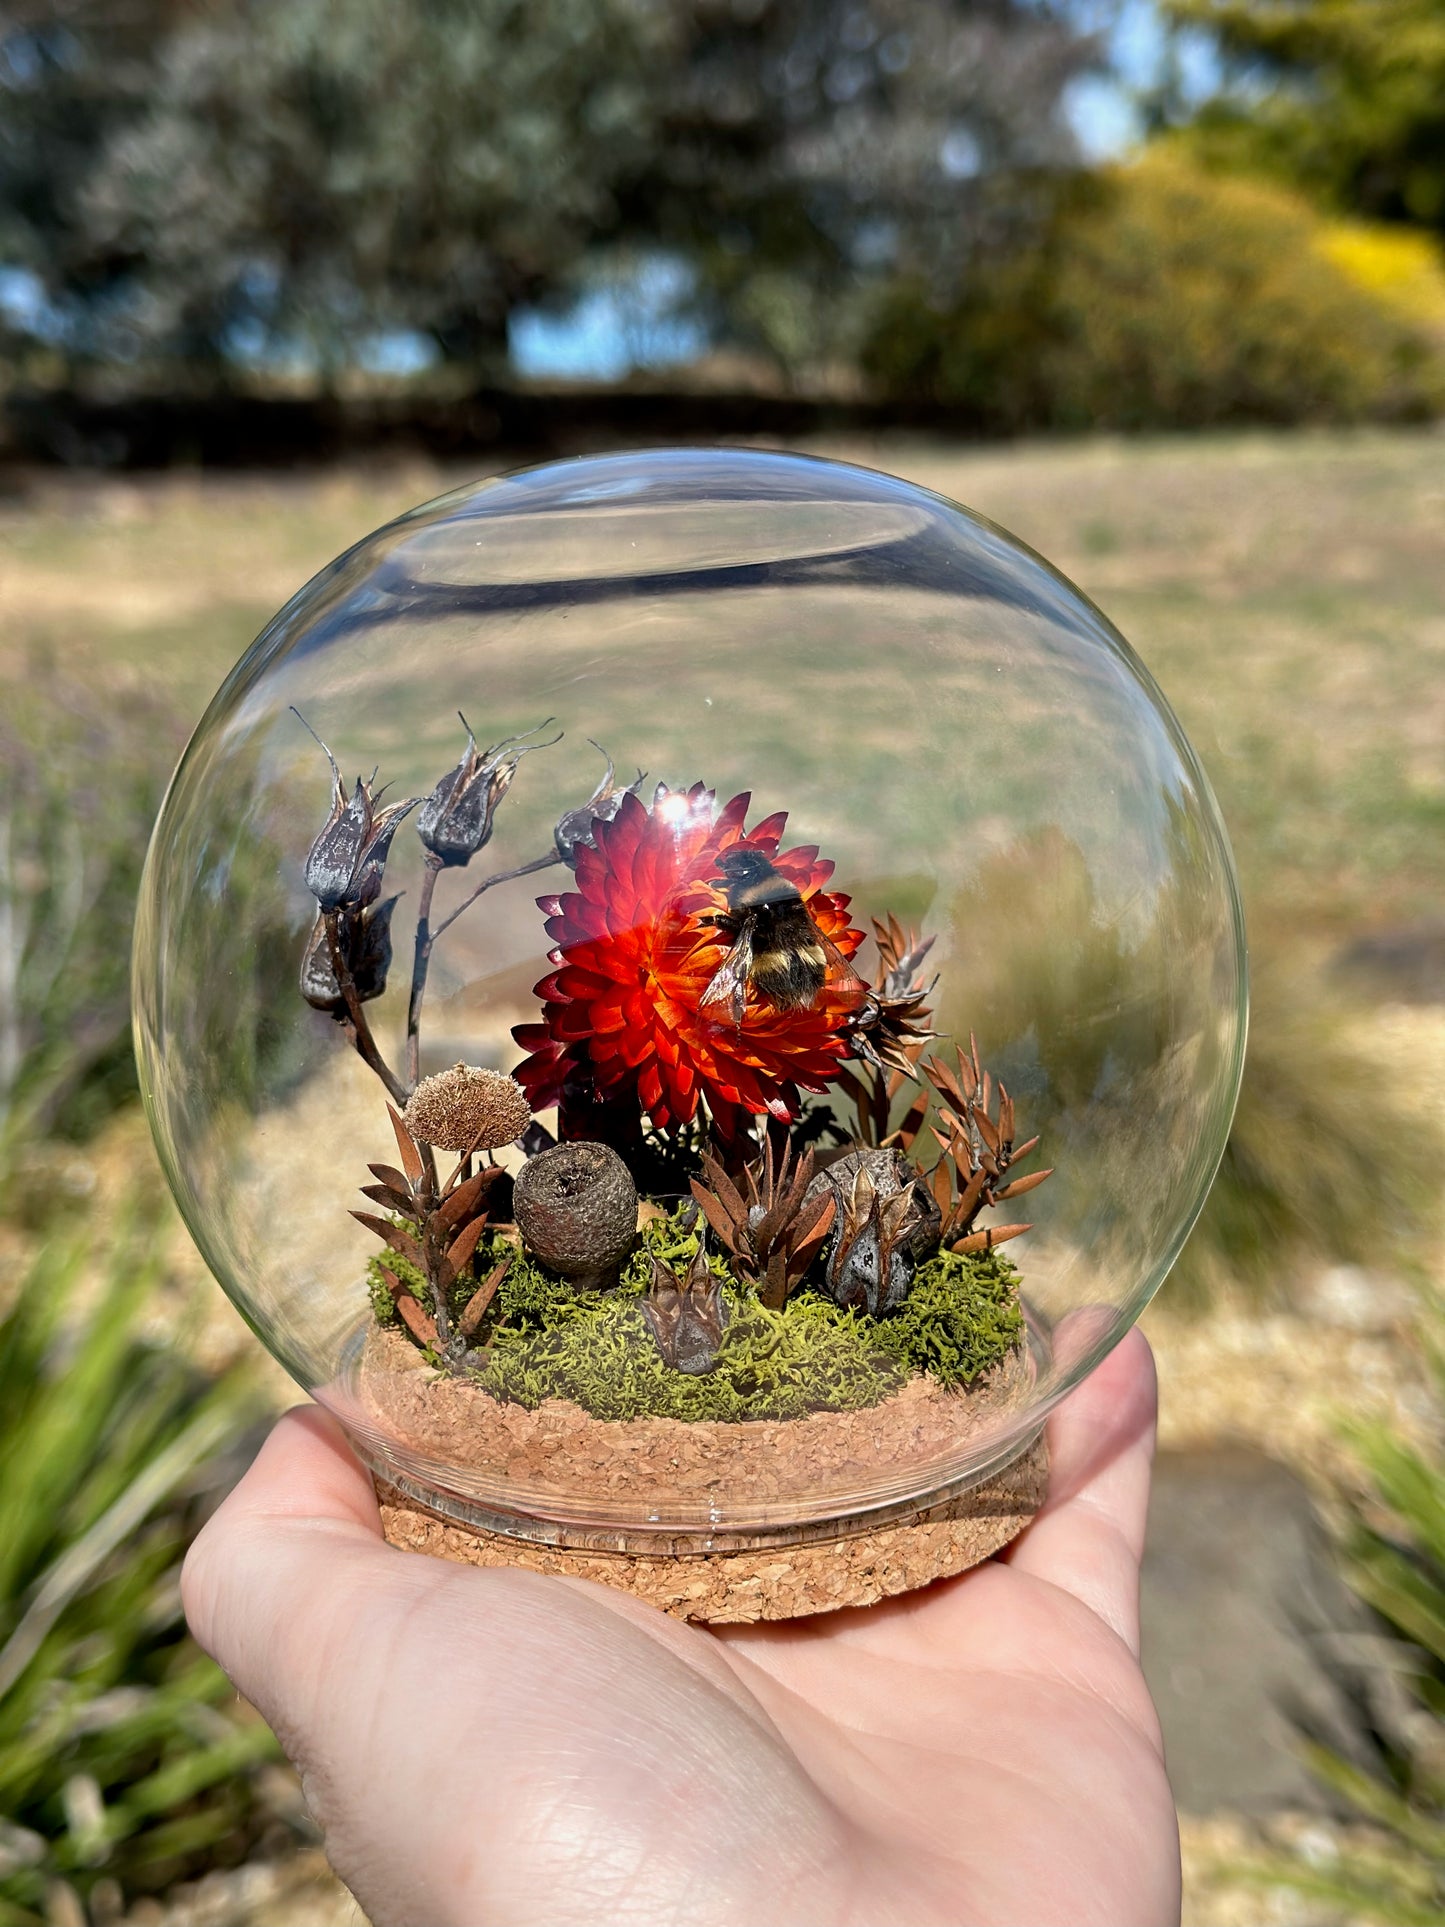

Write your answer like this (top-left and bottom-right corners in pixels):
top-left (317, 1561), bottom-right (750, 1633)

top-left (1001, 1327), bottom-right (1160, 1650)
top-left (1042, 1325), bottom-right (1157, 1516)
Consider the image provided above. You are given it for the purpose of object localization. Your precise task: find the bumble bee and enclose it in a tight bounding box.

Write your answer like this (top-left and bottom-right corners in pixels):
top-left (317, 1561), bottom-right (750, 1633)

top-left (698, 847), bottom-right (864, 1026)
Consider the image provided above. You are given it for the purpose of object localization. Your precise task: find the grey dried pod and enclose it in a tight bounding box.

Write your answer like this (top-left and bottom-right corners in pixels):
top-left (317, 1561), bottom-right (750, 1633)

top-left (294, 712), bottom-right (416, 913)
top-left (804, 1146), bottom-right (942, 1317)
top-left (513, 1140), bottom-right (638, 1286)
top-left (642, 1246), bottom-right (728, 1375)
top-left (300, 896), bottom-right (400, 1012)
top-left (553, 742), bottom-right (647, 867)
top-left (417, 715), bottom-right (560, 869)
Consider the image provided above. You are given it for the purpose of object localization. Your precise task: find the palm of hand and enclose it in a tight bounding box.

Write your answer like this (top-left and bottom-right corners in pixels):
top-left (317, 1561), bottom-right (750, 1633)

top-left (184, 1332), bottom-right (1178, 1927)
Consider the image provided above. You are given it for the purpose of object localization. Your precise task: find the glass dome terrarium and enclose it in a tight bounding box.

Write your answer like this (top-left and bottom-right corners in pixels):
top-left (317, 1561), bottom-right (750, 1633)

top-left (133, 448), bottom-right (1246, 1618)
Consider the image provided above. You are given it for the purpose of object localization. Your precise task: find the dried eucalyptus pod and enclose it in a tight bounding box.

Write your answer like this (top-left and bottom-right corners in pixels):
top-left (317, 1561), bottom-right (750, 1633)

top-left (513, 1140), bottom-right (638, 1287)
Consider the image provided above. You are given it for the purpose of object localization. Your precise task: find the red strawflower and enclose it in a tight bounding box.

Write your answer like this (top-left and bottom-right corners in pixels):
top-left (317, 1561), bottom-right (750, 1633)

top-left (513, 785), bottom-right (865, 1137)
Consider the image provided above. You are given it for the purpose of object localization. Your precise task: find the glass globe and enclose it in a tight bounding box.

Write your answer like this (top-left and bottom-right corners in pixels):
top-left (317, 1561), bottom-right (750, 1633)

top-left (133, 448), bottom-right (1245, 1549)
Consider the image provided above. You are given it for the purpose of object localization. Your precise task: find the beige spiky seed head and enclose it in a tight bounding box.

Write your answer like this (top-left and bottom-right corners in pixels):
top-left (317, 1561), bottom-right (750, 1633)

top-left (402, 1063), bottom-right (532, 1152)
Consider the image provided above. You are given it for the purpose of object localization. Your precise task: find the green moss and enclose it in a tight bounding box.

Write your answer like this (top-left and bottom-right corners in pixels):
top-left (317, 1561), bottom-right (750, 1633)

top-left (469, 1283), bottom-right (905, 1422)
top-left (368, 1199), bottom-right (1024, 1420)
top-left (873, 1248), bottom-right (1025, 1389)
top-left (620, 1204), bottom-right (731, 1291)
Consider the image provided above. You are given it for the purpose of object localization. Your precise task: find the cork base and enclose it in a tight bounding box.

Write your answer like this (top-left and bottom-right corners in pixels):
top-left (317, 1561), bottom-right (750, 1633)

top-left (375, 1434), bottom-right (1048, 1622)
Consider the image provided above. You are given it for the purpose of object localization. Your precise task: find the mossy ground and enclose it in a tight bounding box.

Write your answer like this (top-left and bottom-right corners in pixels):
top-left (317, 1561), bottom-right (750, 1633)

top-left (368, 1205), bottom-right (1024, 1423)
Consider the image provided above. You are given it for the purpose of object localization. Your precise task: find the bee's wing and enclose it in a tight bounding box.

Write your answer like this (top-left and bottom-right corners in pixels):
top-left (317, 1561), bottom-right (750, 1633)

top-left (817, 928), bottom-right (868, 1011)
top-left (699, 926), bottom-right (753, 1027)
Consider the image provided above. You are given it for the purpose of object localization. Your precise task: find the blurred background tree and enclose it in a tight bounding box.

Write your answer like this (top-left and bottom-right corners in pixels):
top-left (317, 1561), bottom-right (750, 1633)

top-left (0, 0), bottom-right (1099, 391)
top-left (1156, 0), bottom-right (1445, 234)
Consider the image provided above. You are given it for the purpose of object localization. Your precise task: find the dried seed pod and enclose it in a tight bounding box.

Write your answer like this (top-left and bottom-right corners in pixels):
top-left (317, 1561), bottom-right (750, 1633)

top-left (299, 896), bottom-right (400, 1011)
top-left (642, 1247), bottom-right (728, 1375)
top-left (804, 1147), bottom-right (942, 1316)
top-left (295, 714), bottom-right (417, 913)
top-left (418, 716), bottom-right (560, 868)
top-left (402, 1064), bottom-right (532, 1154)
top-left (513, 1140), bottom-right (638, 1286)
top-left (553, 742), bottom-right (647, 866)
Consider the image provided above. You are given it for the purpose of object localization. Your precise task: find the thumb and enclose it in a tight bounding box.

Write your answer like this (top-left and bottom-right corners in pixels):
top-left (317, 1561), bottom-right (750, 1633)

top-left (182, 1407), bottom-right (846, 1927)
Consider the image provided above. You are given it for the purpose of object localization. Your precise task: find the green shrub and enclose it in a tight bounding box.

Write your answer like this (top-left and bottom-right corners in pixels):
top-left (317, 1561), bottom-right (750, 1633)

top-left (0, 1217), bottom-right (295, 1923)
top-left (1238, 1297), bottom-right (1445, 1923)
top-left (935, 830), bottom-right (1439, 1311)
top-left (1171, 943), bottom-right (1441, 1308)
top-left (0, 674), bottom-right (178, 1156)
top-left (864, 150), bottom-right (1443, 429)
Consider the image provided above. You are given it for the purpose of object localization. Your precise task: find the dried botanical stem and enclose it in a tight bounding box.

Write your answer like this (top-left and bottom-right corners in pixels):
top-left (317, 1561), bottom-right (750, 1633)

top-left (355, 1108), bottom-right (506, 1373)
top-left (428, 850), bottom-right (563, 944)
top-left (324, 911), bottom-right (407, 1106)
top-left (401, 848), bottom-right (563, 1100)
top-left (404, 853), bottom-right (443, 1093)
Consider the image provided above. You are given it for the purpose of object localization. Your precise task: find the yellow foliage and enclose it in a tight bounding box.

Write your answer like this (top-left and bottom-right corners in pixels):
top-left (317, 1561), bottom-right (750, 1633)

top-left (1316, 219), bottom-right (1445, 334)
top-left (863, 146), bottom-right (1445, 427)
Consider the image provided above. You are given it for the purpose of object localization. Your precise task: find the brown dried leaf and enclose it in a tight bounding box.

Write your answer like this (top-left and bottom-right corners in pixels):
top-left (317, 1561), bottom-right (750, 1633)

top-left (368, 1163), bottom-right (414, 1196)
top-left (698, 1152), bottom-right (748, 1228)
top-left (395, 1295), bottom-right (439, 1347)
top-left (924, 1053), bottom-right (970, 1115)
top-left (975, 1108), bottom-right (1001, 1155)
top-left (458, 1258), bottom-right (510, 1339)
top-left (350, 1212), bottom-right (425, 1269)
top-left (994, 1167), bottom-right (1054, 1202)
top-left (437, 1168), bottom-right (493, 1228)
top-left (759, 1249), bottom-right (789, 1312)
top-left (950, 1222), bottom-right (1031, 1255)
top-left (446, 1214), bottom-right (490, 1274)
top-left (929, 1159), bottom-right (953, 1215)
top-left (360, 1182), bottom-right (417, 1215)
top-left (690, 1180), bottom-right (743, 1253)
top-left (787, 1193), bottom-right (835, 1281)
top-left (946, 1165), bottom-right (990, 1239)
top-left (387, 1105), bottom-right (426, 1186)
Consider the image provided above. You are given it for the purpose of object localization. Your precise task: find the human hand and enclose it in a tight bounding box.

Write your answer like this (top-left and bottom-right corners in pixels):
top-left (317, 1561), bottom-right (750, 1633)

top-left (183, 1330), bottom-right (1178, 1927)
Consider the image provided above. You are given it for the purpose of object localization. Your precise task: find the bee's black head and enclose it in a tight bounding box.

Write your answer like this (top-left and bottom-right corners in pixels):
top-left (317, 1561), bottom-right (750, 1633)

top-left (713, 846), bottom-right (777, 887)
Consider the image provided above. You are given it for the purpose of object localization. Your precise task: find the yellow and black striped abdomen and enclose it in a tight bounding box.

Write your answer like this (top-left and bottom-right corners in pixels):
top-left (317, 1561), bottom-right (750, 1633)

top-left (748, 900), bottom-right (828, 1009)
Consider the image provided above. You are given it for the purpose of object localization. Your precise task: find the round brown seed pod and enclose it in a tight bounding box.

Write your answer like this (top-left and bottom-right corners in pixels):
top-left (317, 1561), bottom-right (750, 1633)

top-left (402, 1063), bottom-right (532, 1153)
top-left (513, 1141), bottom-right (638, 1286)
